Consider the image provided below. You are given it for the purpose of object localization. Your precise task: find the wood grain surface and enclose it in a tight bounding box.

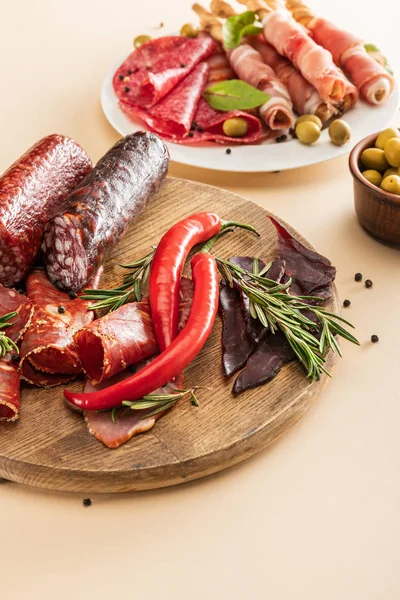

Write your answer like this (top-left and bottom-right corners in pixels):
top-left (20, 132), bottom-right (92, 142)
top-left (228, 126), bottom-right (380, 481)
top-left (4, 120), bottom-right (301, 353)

top-left (0, 178), bottom-right (338, 493)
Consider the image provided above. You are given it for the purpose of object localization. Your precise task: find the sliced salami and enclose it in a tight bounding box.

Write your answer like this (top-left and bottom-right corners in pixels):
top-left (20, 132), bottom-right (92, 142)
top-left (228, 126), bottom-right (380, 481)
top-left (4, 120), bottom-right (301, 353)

top-left (42, 132), bottom-right (169, 293)
top-left (19, 269), bottom-right (102, 387)
top-left (0, 135), bottom-right (92, 287)
top-left (0, 284), bottom-right (33, 343)
top-left (0, 357), bottom-right (20, 422)
top-left (74, 301), bottom-right (157, 384)
top-left (113, 35), bottom-right (216, 108)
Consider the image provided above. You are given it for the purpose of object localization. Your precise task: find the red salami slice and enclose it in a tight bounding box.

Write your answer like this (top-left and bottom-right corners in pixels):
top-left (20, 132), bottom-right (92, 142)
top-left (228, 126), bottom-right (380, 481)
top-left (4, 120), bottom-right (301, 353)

top-left (121, 63), bottom-right (209, 137)
top-left (0, 135), bottom-right (92, 287)
top-left (0, 284), bottom-right (33, 343)
top-left (0, 357), bottom-right (20, 422)
top-left (19, 268), bottom-right (102, 387)
top-left (74, 301), bottom-right (157, 384)
top-left (113, 36), bottom-right (216, 108)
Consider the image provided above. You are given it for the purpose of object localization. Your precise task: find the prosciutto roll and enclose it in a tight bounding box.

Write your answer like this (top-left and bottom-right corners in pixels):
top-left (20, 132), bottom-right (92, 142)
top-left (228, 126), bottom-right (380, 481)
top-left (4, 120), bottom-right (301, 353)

top-left (286, 0), bottom-right (394, 105)
top-left (228, 43), bottom-right (295, 129)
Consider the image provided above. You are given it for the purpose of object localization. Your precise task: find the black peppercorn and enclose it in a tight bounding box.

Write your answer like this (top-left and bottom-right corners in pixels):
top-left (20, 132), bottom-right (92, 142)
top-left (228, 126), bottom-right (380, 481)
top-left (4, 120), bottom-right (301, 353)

top-left (58, 305), bottom-right (66, 314)
top-left (343, 299), bottom-right (351, 308)
top-left (197, 125), bottom-right (203, 132)
top-left (127, 69), bottom-right (132, 75)
top-left (11, 354), bottom-right (20, 363)
top-left (275, 134), bottom-right (287, 143)
top-left (365, 279), bottom-right (373, 288)
top-left (83, 498), bottom-right (92, 507)
top-left (124, 86), bottom-right (130, 93)
top-left (225, 148), bottom-right (231, 154)
top-left (354, 272), bottom-right (362, 282)
top-left (68, 291), bottom-right (77, 300)
top-left (180, 63), bottom-right (185, 68)
top-left (188, 132), bottom-right (194, 137)
top-left (17, 288), bottom-right (25, 295)
top-left (371, 335), bottom-right (379, 343)
top-left (118, 74), bottom-right (124, 80)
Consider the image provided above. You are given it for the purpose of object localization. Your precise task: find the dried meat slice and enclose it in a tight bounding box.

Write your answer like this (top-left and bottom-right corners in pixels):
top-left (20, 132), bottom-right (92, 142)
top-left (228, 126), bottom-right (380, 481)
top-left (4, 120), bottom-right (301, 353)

top-left (269, 216), bottom-right (336, 298)
top-left (220, 285), bottom-right (253, 377)
top-left (74, 301), bottom-right (157, 384)
top-left (113, 36), bottom-right (216, 108)
top-left (0, 284), bottom-right (33, 343)
top-left (0, 356), bottom-right (20, 422)
top-left (19, 268), bottom-right (102, 387)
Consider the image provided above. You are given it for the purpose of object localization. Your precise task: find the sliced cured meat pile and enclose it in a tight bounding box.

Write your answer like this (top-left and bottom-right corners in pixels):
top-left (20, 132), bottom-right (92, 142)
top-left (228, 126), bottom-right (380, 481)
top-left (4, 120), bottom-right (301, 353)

top-left (114, 35), bottom-right (265, 145)
top-left (220, 219), bottom-right (336, 394)
top-left (42, 132), bottom-right (169, 293)
top-left (228, 43), bottom-right (295, 130)
top-left (0, 134), bottom-right (92, 288)
top-left (19, 269), bottom-right (102, 388)
top-left (286, 0), bottom-right (394, 105)
top-left (74, 301), bottom-right (157, 384)
top-left (113, 35), bottom-right (217, 107)
top-left (82, 278), bottom-right (193, 448)
top-left (0, 285), bottom-right (33, 421)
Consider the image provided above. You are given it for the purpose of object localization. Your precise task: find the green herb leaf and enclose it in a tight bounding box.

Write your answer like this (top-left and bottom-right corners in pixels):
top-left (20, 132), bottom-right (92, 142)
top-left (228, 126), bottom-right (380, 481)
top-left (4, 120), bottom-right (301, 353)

top-left (364, 43), bottom-right (380, 53)
top-left (222, 11), bottom-right (262, 49)
top-left (203, 80), bottom-right (269, 112)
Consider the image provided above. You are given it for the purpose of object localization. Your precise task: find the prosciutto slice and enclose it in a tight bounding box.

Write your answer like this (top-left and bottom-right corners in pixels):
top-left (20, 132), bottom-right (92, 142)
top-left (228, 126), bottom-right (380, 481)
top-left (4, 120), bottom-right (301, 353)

top-left (261, 8), bottom-right (348, 105)
top-left (0, 286), bottom-right (33, 421)
top-left (248, 35), bottom-right (332, 118)
top-left (309, 18), bottom-right (394, 105)
top-left (74, 301), bottom-right (157, 384)
top-left (228, 43), bottom-right (295, 130)
top-left (20, 269), bottom-right (102, 387)
top-left (113, 35), bottom-right (216, 107)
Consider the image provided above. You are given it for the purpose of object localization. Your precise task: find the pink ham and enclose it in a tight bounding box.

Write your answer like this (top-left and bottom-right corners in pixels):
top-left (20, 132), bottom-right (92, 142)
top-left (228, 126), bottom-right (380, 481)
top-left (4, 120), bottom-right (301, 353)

top-left (249, 35), bottom-right (331, 118)
top-left (310, 17), bottom-right (394, 105)
top-left (229, 43), bottom-right (295, 129)
top-left (205, 52), bottom-right (235, 85)
top-left (113, 35), bottom-right (216, 107)
top-left (261, 9), bottom-right (348, 105)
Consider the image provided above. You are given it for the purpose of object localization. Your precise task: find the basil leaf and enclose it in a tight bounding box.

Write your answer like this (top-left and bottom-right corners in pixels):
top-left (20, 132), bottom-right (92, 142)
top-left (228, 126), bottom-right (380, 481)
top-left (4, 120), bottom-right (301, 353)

top-left (203, 80), bottom-right (269, 111)
top-left (223, 11), bottom-right (262, 49)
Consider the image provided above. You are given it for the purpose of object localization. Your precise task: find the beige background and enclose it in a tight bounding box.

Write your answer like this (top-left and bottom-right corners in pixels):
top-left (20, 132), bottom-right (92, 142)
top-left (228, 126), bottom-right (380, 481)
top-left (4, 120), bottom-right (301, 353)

top-left (1, 0), bottom-right (399, 598)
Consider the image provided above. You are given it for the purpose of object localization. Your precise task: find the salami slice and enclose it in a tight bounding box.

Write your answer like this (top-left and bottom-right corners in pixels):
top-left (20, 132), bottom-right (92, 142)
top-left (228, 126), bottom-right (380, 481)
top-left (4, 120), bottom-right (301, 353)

top-left (19, 269), bottom-right (102, 387)
top-left (0, 135), bottom-right (92, 287)
top-left (0, 357), bottom-right (20, 422)
top-left (113, 36), bottom-right (216, 108)
top-left (74, 302), bottom-right (157, 384)
top-left (0, 284), bottom-right (33, 343)
top-left (42, 132), bottom-right (169, 293)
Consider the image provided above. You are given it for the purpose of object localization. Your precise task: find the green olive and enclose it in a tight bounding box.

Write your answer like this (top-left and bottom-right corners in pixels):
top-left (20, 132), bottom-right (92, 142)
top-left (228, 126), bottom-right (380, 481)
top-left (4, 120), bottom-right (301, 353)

top-left (328, 119), bottom-right (352, 146)
top-left (295, 114), bottom-right (323, 130)
top-left (133, 34), bottom-right (152, 48)
top-left (375, 127), bottom-right (400, 150)
top-left (384, 137), bottom-right (400, 167)
top-left (360, 148), bottom-right (389, 172)
top-left (383, 167), bottom-right (400, 178)
top-left (180, 23), bottom-right (199, 38)
top-left (362, 170), bottom-right (383, 187)
top-left (380, 174), bottom-right (400, 195)
top-left (222, 117), bottom-right (248, 138)
top-left (295, 121), bottom-right (321, 144)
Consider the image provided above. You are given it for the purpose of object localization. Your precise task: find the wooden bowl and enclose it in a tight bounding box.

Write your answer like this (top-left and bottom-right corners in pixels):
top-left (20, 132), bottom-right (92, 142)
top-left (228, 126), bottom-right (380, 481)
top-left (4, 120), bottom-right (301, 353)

top-left (349, 131), bottom-right (400, 246)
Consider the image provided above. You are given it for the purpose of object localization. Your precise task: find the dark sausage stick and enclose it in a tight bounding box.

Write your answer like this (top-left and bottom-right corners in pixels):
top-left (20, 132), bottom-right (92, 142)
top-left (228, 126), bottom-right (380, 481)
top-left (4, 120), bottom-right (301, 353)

top-left (0, 135), bottom-right (92, 287)
top-left (42, 132), bottom-right (169, 292)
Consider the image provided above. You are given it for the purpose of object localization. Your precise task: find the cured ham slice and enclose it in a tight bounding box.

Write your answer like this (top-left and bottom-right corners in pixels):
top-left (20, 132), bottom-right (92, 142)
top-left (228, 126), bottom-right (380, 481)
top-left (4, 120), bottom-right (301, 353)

top-left (74, 302), bottom-right (157, 384)
top-left (286, 1), bottom-right (394, 104)
top-left (260, 8), bottom-right (348, 105)
top-left (248, 35), bottom-right (333, 118)
top-left (113, 35), bottom-right (216, 107)
top-left (0, 286), bottom-right (33, 421)
top-left (205, 51), bottom-right (235, 84)
top-left (228, 44), bottom-right (295, 130)
top-left (20, 269), bottom-right (102, 388)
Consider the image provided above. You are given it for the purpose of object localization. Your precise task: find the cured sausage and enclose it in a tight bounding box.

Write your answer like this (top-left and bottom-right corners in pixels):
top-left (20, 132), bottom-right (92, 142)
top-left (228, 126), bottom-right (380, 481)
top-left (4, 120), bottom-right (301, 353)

top-left (19, 268), bottom-right (102, 388)
top-left (0, 285), bottom-right (33, 421)
top-left (0, 134), bottom-right (92, 287)
top-left (42, 132), bottom-right (169, 293)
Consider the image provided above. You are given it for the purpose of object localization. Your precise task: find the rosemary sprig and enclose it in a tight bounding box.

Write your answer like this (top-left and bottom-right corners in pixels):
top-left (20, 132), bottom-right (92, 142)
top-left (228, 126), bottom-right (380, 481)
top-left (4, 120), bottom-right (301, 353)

top-left (216, 258), bottom-right (360, 382)
top-left (81, 248), bottom-right (156, 312)
top-left (0, 311), bottom-right (19, 358)
top-left (120, 387), bottom-right (203, 418)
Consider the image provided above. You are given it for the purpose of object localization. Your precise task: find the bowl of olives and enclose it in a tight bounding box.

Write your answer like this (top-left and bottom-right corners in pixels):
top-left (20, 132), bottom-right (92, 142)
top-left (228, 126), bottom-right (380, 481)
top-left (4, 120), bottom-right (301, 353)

top-left (349, 127), bottom-right (400, 246)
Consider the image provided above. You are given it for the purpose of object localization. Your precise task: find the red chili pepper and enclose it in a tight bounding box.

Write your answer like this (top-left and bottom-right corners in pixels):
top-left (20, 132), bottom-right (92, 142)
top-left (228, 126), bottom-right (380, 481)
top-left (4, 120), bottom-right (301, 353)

top-left (64, 251), bottom-right (219, 411)
top-left (149, 212), bottom-right (258, 352)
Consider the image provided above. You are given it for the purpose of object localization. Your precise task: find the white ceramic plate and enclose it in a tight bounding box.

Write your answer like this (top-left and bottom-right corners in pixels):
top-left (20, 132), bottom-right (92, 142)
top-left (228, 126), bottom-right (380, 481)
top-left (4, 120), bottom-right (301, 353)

top-left (101, 57), bottom-right (400, 172)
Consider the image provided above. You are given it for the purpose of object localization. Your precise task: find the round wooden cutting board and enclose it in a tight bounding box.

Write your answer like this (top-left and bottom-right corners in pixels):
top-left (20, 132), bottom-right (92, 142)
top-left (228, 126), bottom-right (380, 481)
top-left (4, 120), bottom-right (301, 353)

top-left (0, 178), bottom-right (338, 493)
